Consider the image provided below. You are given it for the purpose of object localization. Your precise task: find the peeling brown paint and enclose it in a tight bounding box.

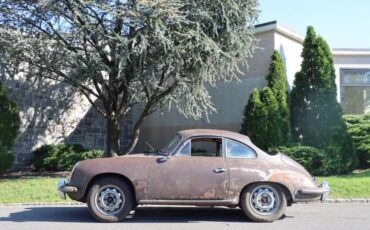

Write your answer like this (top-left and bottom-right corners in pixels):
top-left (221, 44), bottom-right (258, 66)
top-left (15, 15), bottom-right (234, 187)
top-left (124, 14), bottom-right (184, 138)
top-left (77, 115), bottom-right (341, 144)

top-left (65, 129), bottom-right (324, 205)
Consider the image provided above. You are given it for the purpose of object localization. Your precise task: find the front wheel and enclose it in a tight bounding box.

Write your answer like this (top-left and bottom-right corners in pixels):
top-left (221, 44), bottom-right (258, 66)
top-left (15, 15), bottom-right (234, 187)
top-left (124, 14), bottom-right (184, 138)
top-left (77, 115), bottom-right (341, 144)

top-left (87, 177), bottom-right (134, 222)
top-left (240, 183), bottom-right (287, 222)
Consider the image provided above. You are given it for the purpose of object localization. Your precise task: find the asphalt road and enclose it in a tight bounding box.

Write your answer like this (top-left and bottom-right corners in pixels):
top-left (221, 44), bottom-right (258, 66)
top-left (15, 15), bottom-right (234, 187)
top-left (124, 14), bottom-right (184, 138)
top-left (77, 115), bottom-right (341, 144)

top-left (0, 203), bottom-right (369, 230)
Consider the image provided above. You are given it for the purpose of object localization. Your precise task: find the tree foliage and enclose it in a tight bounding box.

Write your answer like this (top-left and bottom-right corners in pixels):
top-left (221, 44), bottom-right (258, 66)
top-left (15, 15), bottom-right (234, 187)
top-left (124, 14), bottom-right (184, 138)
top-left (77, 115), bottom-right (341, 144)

top-left (241, 87), bottom-right (281, 150)
top-left (290, 26), bottom-right (357, 173)
top-left (0, 81), bottom-right (20, 174)
top-left (343, 114), bottom-right (370, 168)
top-left (278, 144), bottom-right (331, 176)
top-left (0, 0), bottom-right (258, 156)
top-left (241, 51), bottom-right (290, 150)
top-left (32, 143), bottom-right (104, 171)
top-left (0, 81), bottom-right (20, 150)
top-left (266, 50), bottom-right (291, 143)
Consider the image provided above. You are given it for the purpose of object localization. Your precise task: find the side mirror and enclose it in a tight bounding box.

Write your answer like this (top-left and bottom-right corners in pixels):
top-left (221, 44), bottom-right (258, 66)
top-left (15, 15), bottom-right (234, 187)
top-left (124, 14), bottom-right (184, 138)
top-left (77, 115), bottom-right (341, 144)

top-left (157, 156), bottom-right (170, 163)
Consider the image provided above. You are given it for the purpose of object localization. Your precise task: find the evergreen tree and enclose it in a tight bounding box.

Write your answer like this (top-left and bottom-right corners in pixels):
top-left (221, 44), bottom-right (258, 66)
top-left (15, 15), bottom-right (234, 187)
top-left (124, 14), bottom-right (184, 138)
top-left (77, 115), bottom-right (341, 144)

top-left (259, 87), bottom-right (283, 149)
top-left (0, 81), bottom-right (20, 149)
top-left (241, 89), bottom-right (267, 149)
top-left (290, 26), bottom-right (357, 173)
top-left (241, 50), bottom-right (291, 150)
top-left (0, 0), bottom-right (259, 156)
top-left (241, 88), bottom-right (282, 151)
top-left (0, 81), bottom-right (20, 174)
top-left (266, 50), bottom-right (291, 143)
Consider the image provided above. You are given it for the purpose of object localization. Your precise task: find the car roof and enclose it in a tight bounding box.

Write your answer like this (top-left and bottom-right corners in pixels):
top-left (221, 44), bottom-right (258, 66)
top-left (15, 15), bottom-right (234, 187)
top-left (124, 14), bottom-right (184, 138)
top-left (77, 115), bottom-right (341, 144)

top-left (177, 129), bottom-right (252, 144)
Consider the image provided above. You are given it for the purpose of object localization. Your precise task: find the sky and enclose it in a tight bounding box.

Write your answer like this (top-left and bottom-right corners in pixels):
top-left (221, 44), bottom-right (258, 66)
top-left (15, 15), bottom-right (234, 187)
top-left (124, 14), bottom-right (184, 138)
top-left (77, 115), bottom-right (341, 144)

top-left (258, 0), bottom-right (370, 49)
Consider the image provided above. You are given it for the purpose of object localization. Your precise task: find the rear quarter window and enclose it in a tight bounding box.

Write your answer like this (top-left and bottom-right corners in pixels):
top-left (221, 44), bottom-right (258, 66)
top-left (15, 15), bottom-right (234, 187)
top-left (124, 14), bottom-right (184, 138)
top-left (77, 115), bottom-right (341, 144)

top-left (226, 139), bottom-right (256, 159)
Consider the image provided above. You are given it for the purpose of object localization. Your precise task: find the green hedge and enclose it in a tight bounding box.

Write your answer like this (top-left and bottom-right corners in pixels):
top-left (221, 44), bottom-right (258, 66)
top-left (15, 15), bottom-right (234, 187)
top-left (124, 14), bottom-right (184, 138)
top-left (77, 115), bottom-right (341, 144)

top-left (0, 144), bottom-right (14, 175)
top-left (344, 114), bottom-right (370, 168)
top-left (32, 143), bottom-right (103, 171)
top-left (277, 145), bottom-right (331, 176)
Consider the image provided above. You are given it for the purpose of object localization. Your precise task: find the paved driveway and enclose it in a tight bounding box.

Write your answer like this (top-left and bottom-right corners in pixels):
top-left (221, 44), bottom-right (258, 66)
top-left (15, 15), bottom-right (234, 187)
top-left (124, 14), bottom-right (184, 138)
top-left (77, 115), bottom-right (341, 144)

top-left (0, 203), bottom-right (369, 230)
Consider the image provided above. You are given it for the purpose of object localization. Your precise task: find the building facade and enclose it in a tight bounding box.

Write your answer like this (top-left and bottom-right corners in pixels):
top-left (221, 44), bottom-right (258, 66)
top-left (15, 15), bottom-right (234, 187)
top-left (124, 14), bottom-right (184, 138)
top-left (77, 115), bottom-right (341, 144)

top-left (2, 21), bottom-right (369, 168)
top-left (135, 21), bottom-right (370, 152)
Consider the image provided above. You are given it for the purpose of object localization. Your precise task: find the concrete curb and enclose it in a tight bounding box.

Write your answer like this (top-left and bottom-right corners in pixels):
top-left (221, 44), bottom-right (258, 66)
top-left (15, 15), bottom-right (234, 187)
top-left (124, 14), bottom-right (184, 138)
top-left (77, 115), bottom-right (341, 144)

top-left (323, 199), bottom-right (370, 203)
top-left (0, 199), bottom-right (370, 206)
top-left (0, 202), bottom-right (86, 206)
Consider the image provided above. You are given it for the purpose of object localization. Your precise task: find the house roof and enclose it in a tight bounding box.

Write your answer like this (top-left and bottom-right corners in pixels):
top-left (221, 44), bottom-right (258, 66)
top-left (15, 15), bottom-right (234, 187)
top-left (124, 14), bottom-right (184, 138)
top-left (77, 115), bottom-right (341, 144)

top-left (253, 20), bottom-right (304, 43)
top-left (254, 21), bottom-right (368, 53)
top-left (332, 48), bottom-right (370, 56)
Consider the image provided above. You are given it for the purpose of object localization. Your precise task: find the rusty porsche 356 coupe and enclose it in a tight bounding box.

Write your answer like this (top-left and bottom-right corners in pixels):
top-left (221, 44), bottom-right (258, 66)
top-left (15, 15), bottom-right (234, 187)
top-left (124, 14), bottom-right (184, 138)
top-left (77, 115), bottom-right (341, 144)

top-left (57, 129), bottom-right (329, 222)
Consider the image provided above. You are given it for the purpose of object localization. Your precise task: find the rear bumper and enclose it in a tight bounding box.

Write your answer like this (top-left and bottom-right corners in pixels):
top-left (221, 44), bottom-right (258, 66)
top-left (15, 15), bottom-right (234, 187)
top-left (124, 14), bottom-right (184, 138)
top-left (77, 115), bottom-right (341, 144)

top-left (294, 181), bottom-right (330, 202)
top-left (57, 179), bottom-right (78, 199)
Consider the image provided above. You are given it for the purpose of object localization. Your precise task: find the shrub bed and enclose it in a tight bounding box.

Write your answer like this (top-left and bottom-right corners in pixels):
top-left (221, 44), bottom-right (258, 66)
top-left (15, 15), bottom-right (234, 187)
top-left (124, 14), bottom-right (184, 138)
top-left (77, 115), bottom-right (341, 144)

top-left (277, 144), bottom-right (331, 176)
top-left (0, 144), bottom-right (14, 175)
top-left (32, 143), bottom-right (103, 171)
top-left (343, 114), bottom-right (370, 168)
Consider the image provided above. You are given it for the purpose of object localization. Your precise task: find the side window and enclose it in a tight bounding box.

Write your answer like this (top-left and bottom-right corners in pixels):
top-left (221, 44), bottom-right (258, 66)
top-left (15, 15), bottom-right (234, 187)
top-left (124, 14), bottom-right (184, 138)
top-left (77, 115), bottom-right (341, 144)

top-left (191, 138), bottom-right (222, 157)
top-left (226, 139), bottom-right (256, 159)
top-left (177, 141), bottom-right (190, 157)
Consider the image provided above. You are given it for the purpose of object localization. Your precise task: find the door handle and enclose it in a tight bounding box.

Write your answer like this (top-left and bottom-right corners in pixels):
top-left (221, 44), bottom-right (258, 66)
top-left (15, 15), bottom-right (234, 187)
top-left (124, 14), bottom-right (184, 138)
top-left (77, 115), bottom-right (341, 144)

top-left (213, 168), bottom-right (226, 173)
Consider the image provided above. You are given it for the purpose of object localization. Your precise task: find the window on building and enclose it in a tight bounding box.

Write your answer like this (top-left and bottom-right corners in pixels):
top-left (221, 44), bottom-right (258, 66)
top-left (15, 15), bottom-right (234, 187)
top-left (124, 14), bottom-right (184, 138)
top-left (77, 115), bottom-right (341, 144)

top-left (340, 69), bottom-right (370, 114)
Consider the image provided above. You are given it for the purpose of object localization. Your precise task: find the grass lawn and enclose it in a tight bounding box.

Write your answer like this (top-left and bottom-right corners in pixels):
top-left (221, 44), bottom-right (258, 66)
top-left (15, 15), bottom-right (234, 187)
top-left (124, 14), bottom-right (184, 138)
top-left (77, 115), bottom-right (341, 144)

top-left (0, 170), bottom-right (369, 203)
top-left (0, 177), bottom-right (72, 203)
top-left (318, 169), bottom-right (370, 199)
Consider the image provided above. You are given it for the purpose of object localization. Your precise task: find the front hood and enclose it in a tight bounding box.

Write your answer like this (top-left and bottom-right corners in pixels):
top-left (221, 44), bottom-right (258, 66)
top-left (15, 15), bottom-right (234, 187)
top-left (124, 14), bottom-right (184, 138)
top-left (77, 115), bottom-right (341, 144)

top-left (77, 152), bottom-right (158, 169)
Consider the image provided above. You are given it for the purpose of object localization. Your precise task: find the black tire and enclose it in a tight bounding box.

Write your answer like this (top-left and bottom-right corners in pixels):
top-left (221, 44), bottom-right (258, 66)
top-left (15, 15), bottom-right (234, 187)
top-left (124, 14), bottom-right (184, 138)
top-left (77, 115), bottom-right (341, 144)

top-left (240, 183), bottom-right (287, 222)
top-left (87, 177), bottom-right (134, 222)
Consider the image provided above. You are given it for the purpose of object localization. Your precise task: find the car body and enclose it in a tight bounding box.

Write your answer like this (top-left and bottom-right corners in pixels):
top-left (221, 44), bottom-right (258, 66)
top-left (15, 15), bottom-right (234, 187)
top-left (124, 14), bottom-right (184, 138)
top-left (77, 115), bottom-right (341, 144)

top-left (58, 129), bottom-right (329, 222)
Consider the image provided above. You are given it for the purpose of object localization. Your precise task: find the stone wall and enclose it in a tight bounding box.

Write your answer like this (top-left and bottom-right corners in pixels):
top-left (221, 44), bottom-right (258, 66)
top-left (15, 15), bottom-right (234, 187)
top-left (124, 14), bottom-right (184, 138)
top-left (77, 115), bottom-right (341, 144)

top-left (1, 72), bottom-right (132, 170)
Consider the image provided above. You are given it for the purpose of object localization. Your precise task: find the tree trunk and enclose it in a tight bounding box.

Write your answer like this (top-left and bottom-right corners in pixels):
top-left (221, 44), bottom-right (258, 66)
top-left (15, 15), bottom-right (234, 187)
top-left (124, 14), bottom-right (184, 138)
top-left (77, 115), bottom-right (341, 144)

top-left (122, 123), bottom-right (141, 155)
top-left (122, 104), bottom-right (151, 155)
top-left (106, 116), bottom-right (120, 157)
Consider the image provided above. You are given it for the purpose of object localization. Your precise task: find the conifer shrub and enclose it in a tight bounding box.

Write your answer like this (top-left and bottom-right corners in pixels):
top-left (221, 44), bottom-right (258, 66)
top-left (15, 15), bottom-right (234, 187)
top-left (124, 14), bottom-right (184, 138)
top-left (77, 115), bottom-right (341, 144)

top-left (290, 26), bottom-right (357, 173)
top-left (0, 81), bottom-right (20, 174)
top-left (344, 114), bottom-right (370, 168)
top-left (278, 144), bottom-right (331, 176)
top-left (241, 51), bottom-right (290, 150)
top-left (32, 144), bottom-right (103, 171)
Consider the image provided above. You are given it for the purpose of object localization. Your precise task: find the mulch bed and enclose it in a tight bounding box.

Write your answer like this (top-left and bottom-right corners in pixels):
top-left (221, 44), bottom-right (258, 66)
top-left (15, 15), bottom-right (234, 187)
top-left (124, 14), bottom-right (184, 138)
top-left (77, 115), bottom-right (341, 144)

top-left (0, 171), bottom-right (70, 179)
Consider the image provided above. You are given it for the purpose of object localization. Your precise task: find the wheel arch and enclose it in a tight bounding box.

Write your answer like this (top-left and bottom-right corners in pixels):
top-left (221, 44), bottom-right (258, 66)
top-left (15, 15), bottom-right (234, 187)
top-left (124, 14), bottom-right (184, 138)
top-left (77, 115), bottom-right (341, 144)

top-left (83, 173), bottom-right (137, 204)
top-left (239, 181), bottom-right (293, 206)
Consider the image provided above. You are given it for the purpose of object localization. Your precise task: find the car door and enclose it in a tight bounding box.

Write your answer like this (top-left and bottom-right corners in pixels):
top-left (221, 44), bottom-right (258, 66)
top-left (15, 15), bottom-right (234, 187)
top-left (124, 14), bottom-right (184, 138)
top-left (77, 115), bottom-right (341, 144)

top-left (224, 138), bottom-right (259, 197)
top-left (147, 136), bottom-right (229, 200)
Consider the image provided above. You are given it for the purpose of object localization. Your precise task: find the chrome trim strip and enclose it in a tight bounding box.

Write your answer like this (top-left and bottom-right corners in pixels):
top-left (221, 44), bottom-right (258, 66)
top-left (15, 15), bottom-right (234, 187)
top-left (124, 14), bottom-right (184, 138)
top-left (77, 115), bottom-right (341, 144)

top-left (298, 188), bottom-right (327, 195)
top-left (139, 199), bottom-right (238, 205)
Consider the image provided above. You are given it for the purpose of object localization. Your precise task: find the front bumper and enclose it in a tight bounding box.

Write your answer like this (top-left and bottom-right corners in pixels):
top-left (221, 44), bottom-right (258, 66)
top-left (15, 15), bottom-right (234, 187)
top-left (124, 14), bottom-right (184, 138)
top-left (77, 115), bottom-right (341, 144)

top-left (295, 181), bottom-right (330, 202)
top-left (57, 179), bottom-right (78, 199)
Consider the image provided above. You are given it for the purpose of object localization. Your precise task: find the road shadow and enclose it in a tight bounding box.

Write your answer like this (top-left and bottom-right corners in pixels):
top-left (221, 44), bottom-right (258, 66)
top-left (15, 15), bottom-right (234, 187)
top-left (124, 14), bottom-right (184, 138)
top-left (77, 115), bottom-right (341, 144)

top-left (0, 206), bottom-right (288, 223)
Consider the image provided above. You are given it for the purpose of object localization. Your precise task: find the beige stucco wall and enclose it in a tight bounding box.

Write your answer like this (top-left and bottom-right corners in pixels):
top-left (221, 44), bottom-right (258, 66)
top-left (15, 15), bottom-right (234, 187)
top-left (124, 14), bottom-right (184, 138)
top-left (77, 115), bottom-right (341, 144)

top-left (135, 24), bottom-right (370, 152)
top-left (134, 77), bottom-right (267, 151)
top-left (134, 31), bottom-right (279, 152)
top-left (133, 26), bottom-right (306, 152)
top-left (274, 32), bottom-right (303, 89)
top-left (133, 27), bottom-right (302, 151)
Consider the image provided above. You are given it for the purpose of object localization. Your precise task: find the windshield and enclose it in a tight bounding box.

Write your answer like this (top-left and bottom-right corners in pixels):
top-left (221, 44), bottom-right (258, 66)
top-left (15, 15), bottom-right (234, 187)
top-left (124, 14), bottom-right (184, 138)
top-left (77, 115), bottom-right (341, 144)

top-left (159, 134), bottom-right (182, 155)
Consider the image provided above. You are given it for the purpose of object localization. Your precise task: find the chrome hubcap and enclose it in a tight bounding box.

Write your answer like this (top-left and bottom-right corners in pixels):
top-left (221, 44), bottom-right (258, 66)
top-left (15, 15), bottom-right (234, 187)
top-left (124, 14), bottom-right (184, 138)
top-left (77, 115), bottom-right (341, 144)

top-left (249, 185), bottom-right (280, 216)
top-left (95, 185), bottom-right (125, 215)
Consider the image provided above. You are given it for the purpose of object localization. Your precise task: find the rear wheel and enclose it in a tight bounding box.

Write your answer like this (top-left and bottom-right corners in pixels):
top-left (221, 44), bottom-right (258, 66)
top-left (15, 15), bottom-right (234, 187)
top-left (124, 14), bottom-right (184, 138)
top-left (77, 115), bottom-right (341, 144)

top-left (240, 183), bottom-right (287, 222)
top-left (87, 177), bottom-right (134, 222)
